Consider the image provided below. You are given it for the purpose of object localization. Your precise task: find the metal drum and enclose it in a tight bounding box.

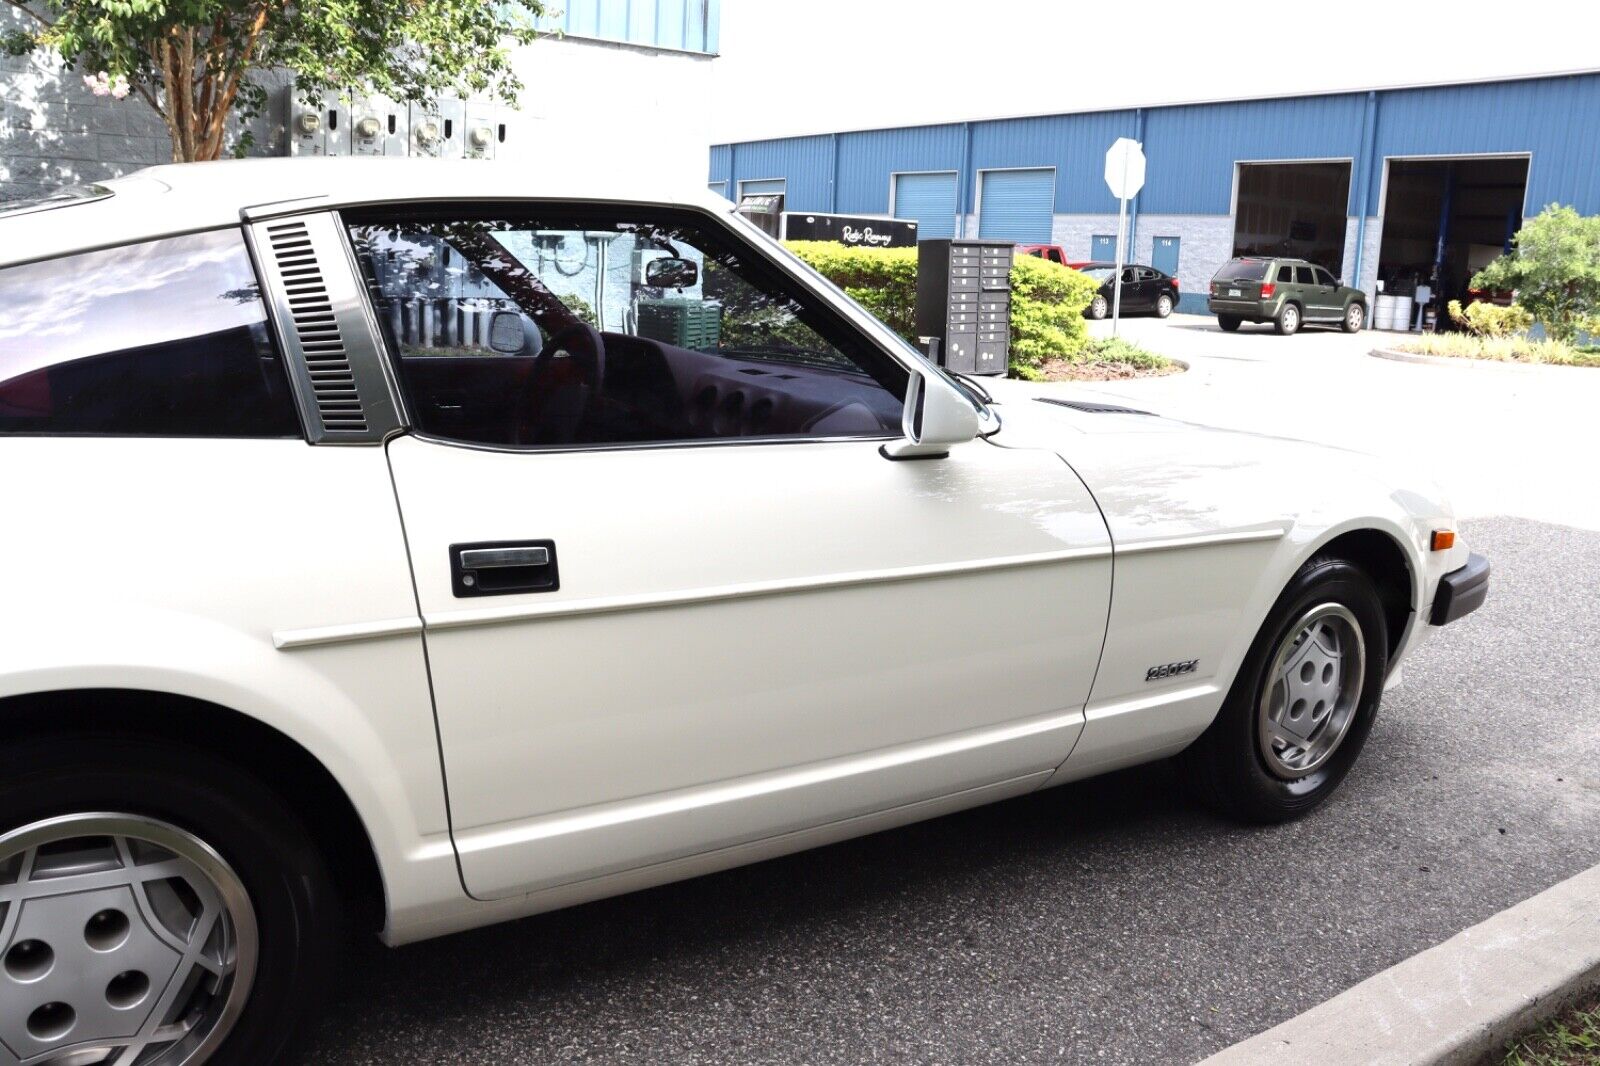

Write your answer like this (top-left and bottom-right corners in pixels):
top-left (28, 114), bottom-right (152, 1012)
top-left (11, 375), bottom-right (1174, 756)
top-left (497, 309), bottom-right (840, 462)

top-left (1374, 294), bottom-right (1414, 331)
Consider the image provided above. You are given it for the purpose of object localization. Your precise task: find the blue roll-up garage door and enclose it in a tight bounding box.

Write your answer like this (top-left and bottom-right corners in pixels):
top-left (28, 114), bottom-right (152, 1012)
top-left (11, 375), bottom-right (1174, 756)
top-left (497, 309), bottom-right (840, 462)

top-left (978, 168), bottom-right (1054, 243)
top-left (739, 178), bottom-right (787, 198)
top-left (893, 172), bottom-right (957, 239)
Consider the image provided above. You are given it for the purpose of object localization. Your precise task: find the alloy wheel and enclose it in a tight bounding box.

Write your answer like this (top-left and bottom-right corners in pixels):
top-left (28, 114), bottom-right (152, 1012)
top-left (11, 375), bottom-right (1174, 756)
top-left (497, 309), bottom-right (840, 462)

top-left (0, 814), bottom-right (257, 1065)
top-left (1256, 603), bottom-right (1366, 779)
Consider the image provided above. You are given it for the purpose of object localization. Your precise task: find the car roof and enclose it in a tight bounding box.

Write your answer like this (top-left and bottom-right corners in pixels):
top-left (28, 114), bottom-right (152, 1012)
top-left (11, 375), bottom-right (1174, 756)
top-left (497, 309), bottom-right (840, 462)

top-left (0, 157), bottom-right (734, 268)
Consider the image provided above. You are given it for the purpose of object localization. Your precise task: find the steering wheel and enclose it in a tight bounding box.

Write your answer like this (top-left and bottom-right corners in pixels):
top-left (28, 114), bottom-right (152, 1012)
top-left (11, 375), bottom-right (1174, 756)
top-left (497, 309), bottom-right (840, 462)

top-left (517, 322), bottom-right (606, 446)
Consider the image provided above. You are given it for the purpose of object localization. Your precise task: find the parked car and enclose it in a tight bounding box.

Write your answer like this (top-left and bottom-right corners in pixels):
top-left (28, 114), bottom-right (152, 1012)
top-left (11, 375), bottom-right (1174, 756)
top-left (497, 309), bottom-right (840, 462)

top-left (0, 159), bottom-right (1488, 1064)
top-left (1209, 256), bottom-right (1368, 334)
top-left (1018, 243), bottom-right (1092, 269)
top-left (1076, 261), bottom-right (1180, 319)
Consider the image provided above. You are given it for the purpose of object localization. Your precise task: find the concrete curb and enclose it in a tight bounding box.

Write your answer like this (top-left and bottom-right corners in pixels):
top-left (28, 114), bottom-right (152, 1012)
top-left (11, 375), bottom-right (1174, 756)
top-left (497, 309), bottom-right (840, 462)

top-left (1370, 346), bottom-right (1599, 374)
top-left (1198, 862), bottom-right (1600, 1066)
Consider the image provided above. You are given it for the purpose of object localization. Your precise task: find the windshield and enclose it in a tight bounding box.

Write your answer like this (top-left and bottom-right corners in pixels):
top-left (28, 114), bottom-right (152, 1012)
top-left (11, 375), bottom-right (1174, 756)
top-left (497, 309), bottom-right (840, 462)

top-left (1214, 259), bottom-right (1271, 282)
top-left (1080, 267), bottom-right (1115, 282)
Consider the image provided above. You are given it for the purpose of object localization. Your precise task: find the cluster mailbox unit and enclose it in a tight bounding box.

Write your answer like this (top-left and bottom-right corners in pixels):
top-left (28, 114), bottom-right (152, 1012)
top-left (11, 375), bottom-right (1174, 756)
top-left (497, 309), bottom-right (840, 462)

top-left (914, 239), bottom-right (1013, 376)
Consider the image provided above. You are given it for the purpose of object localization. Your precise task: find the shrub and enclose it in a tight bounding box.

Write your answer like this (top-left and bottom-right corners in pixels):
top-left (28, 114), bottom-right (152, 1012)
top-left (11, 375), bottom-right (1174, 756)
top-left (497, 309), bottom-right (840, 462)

top-left (783, 241), bottom-right (918, 338)
top-left (784, 240), bottom-right (1099, 376)
top-left (1397, 333), bottom-right (1600, 367)
top-left (1006, 254), bottom-right (1100, 373)
top-left (1446, 300), bottom-right (1532, 338)
top-left (1472, 205), bottom-right (1600, 342)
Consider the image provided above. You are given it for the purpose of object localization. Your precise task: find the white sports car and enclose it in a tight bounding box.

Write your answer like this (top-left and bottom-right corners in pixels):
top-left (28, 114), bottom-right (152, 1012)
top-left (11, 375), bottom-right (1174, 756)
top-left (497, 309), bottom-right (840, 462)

top-left (0, 160), bottom-right (1487, 1064)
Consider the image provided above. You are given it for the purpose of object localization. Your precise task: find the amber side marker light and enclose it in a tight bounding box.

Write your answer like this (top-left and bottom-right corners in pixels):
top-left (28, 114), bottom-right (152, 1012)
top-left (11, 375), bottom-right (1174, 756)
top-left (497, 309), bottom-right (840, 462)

top-left (1430, 530), bottom-right (1456, 551)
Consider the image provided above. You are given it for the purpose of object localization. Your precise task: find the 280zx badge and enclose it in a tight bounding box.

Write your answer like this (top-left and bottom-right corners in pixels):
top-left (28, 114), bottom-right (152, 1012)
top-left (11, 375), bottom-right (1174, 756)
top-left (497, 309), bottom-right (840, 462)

top-left (1146, 659), bottom-right (1198, 682)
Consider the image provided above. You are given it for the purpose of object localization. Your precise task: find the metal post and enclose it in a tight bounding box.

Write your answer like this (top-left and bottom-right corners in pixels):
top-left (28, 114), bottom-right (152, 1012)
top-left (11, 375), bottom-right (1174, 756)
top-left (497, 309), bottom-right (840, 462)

top-left (1112, 191), bottom-right (1128, 336)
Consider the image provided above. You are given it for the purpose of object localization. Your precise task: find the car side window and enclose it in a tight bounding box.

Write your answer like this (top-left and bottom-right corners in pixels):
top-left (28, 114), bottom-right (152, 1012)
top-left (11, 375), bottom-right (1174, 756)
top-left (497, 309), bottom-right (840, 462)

top-left (1314, 267), bottom-right (1337, 287)
top-left (345, 206), bottom-right (908, 449)
top-left (0, 229), bottom-right (300, 437)
top-left (1047, 249), bottom-right (1063, 264)
top-left (1273, 265), bottom-right (1291, 284)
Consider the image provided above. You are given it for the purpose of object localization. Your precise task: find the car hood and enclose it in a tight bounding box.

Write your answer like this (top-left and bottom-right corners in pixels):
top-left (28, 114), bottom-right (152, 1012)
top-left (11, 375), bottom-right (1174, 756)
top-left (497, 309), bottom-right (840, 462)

top-left (984, 393), bottom-right (1457, 554)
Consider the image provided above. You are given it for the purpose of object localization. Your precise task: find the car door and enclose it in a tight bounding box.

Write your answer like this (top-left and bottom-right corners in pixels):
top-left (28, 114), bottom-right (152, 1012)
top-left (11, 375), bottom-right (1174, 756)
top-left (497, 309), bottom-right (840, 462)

top-left (1116, 266), bottom-right (1141, 310)
top-left (1310, 266), bottom-right (1342, 320)
top-left (349, 202), bottom-right (1114, 901)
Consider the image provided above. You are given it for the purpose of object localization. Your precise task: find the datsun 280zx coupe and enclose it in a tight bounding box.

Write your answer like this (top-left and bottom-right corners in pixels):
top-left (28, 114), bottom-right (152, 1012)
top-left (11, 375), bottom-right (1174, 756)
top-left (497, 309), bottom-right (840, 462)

top-left (0, 159), bottom-right (1487, 1064)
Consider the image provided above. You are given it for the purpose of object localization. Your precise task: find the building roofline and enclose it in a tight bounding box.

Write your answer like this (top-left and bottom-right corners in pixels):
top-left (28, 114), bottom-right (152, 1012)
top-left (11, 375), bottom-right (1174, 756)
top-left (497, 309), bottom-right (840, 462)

top-left (712, 66), bottom-right (1600, 148)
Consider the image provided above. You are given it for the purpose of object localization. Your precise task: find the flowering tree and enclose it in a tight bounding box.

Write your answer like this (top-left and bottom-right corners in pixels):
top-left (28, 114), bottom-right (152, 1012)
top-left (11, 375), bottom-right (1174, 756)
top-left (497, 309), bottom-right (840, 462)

top-left (2, 1), bottom-right (547, 162)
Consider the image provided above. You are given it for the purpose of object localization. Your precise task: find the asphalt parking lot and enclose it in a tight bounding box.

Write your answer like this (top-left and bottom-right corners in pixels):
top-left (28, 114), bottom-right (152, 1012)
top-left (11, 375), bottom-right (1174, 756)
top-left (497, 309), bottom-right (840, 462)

top-left (298, 321), bottom-right (1600, 1065)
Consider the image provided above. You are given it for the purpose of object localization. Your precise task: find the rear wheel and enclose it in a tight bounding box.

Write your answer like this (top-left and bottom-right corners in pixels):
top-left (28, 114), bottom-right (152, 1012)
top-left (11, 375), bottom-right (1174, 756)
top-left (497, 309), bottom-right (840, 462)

top-left (0, 736), bottom-right (343, 1065)
top-left (1274, 302), bottom-right (1301, 335)
top-left (1217, 314), bottom-right (1242, 332)
top-left (1179, 556), bottom-right (1388, 822)
top-left (1342, 302), bottom-right (1365, 333)
top-left (1155, 293), bottom-right (1174, 318)
top-left (1088, 294), bottom-right (1109, 320)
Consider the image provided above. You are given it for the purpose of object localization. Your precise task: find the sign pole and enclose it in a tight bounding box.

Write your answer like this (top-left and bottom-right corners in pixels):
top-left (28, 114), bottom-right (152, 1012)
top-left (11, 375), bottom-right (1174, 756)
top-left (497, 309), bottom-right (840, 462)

top-left (1112, 190), bottom-right (1128, 337)
top-left (1103, 137), bottom-right (1143, 339)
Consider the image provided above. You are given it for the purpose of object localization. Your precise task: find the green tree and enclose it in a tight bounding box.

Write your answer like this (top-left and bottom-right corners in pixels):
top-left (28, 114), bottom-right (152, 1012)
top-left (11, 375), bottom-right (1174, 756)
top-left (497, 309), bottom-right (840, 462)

top-left (2, 0), bottom-right (546, 162)
top-left (1472, 204), bottom-right (1600, 343)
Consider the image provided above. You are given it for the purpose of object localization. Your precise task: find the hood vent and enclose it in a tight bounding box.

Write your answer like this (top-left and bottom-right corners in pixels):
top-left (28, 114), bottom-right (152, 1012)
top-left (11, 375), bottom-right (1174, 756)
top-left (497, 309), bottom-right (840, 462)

top-left (247, 211), bottom-right (402, 444)
top-left (1035, 398), bottom-right (1154, 416)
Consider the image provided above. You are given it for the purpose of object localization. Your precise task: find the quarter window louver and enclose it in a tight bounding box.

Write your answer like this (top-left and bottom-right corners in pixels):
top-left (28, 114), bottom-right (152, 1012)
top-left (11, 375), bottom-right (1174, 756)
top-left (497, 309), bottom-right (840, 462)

top-left (265, 220), bottom-right (368, 435)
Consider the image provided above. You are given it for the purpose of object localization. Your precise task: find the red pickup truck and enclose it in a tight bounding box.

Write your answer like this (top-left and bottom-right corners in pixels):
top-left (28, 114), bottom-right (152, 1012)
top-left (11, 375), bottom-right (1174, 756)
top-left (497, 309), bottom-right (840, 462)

top-left (1017, 244), bottom-right (1093, 269)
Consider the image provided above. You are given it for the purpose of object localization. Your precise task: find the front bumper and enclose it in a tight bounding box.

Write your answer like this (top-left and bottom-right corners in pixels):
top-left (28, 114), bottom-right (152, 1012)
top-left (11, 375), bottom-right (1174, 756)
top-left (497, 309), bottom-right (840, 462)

top-left (1430, 552), bottom-right (1490, 625)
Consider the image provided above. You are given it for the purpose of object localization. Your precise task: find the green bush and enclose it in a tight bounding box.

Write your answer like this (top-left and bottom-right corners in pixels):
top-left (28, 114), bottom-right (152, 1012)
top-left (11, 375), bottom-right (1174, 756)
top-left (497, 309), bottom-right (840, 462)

top-left (1446, 299), bottom-right (1532, 338)
top-left (1472, 205), bottom-right (1600, 342)
top-left (784, 240), bottom-right (919, 338)
top-left (1006, 254), bottom-right (1099, 372)
top-left (785, 240), bottom-right (1099, 376)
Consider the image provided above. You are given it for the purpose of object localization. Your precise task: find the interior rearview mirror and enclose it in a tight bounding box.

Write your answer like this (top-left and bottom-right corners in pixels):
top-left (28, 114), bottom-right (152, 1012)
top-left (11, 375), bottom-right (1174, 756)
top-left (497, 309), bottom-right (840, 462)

top-left (645, 256), bottom-right (699, 289)
top-left (880, 369), bottom-right (981, 461)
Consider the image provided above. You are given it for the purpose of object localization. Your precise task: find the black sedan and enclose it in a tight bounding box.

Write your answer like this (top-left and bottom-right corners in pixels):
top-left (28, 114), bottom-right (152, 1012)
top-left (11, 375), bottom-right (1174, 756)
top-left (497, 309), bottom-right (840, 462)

top-left (1077, 262), bottom-right (1180, 319)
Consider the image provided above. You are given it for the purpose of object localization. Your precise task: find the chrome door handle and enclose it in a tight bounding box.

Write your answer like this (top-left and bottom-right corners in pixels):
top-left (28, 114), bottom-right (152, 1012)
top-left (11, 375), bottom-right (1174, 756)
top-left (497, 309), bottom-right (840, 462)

top-left (450, 540), bottom-right (559, 598)
top-left (458, 546), bottom-right (549, 569)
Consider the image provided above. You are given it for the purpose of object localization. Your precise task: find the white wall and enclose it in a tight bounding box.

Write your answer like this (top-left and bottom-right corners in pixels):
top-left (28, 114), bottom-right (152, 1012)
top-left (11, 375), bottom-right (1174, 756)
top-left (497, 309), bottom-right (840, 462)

top-left (0, 21), bottom-right (713, 201)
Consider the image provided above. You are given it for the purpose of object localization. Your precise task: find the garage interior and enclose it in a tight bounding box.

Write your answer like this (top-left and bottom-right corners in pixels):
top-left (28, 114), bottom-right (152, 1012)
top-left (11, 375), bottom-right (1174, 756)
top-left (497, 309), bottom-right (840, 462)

top-left (1376, 156), bottom-right (1528, 328)
top-left (1232, 161), bottom-right (1352, 275)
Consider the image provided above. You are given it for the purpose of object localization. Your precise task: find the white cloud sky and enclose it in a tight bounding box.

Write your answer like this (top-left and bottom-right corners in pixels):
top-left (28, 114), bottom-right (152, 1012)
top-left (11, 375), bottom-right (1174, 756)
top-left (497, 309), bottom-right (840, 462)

top-left (708, 0), bottom-right (1600, 144)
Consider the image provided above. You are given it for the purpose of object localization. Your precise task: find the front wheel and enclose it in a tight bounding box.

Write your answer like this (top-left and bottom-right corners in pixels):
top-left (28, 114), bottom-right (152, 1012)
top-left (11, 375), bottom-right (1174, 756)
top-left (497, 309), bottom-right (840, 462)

top-left (1342, 302), bottom-right (1365, 333)
top-left (1179, 556), bottom-right (1389, 823)
top-left (1155, 293), bottom-right (1174, 318)
top-left (0, 736), bottom-right (343, 1065)
top-left (1088, 294), bottom-right (1109, 320)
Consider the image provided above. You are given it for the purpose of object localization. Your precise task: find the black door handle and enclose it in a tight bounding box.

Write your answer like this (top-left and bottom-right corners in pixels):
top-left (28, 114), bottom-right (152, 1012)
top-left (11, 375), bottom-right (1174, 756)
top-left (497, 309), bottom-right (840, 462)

top-left (450, 540), bottom-right (559, 597)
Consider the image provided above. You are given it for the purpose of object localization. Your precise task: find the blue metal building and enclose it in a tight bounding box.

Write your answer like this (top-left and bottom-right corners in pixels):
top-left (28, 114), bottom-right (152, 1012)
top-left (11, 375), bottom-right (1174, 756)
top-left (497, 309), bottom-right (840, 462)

top-left (709, 71), bottom-right (1600, 312)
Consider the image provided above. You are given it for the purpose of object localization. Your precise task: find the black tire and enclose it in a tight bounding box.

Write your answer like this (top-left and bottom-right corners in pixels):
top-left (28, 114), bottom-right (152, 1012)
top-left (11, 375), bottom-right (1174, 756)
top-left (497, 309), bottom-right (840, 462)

top-left (0, 734), bottom-right (344, 1065)
top-left (1088, 294), bottom-right (1109, 320)
top-left (1155, 292), bottom-right (1174, 318)
top-left (1217, 314), bottom-right (1242, 332)
top-left (1274, 302), bottom-right (1302, 335)
top-left (1341, 301), bottom-right (1366, 333)
top-left (1179, 556), bottom-right (1389, 823)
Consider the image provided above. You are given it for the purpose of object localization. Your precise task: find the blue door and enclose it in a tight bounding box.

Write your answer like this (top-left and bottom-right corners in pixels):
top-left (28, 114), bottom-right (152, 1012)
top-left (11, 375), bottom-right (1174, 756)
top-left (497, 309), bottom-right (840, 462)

top-left (1090, 234), bottom-right (1117, 261)
top-left (1152, 235), bottom-right (1180, 276)
top-left (978, 168), bottom-right (1054, 243)
top-left (893, 172), bottom-right (958, 239)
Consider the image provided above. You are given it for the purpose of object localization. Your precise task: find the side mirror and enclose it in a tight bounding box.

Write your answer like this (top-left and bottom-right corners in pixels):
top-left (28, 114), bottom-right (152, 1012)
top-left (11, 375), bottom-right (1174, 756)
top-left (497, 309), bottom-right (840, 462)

top-left (645, 256), bottom-right (699, 289)
top-left (487, 309), bottom-right (530, 355)
top-left (881, 369), bottom-right (980, 461)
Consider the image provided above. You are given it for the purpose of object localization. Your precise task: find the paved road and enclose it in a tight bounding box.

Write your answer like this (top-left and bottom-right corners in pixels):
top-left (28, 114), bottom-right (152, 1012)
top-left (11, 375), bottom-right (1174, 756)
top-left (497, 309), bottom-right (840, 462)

top-left (297, 516), bottom-right (1600, 1065)
top-left (1004, 314), bottom-right (1600, 532)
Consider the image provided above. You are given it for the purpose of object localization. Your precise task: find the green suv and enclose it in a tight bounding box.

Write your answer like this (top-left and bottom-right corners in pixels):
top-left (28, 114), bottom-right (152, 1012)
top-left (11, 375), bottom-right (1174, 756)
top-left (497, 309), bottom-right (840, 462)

top-left (1208, 256), bottom-right (1367, 335)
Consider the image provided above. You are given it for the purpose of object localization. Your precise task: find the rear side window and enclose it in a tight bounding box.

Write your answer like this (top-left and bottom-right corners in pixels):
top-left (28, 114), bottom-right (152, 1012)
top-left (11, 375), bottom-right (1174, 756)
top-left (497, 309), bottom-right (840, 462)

top-left (0, 229), bottom-right (300, 437)
top-left (1215, 259), bottom-right (1270, 282)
